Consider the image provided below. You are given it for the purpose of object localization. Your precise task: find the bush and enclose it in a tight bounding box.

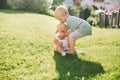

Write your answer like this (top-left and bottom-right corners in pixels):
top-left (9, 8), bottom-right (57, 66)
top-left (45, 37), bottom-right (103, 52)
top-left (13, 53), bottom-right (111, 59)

top-left (31, 0), bottom-right (53, 13)
top-left (7, 0), bottom-right (53, 13)
top-left (68, 6), bottom-right (91, 20)
top-left (68, 6), bottom-right (81, 18)
top-left (87, 16), bottom-right (99, 26)
top-left (52, 0), bottom-right (65, 10)
top-left (0, 0), bottom-right (7, 9)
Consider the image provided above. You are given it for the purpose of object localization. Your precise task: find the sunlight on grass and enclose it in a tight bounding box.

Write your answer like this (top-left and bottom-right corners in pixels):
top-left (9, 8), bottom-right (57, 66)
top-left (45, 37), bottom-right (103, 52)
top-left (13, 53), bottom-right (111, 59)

top-left (0, 10), bottom-right (120, 80)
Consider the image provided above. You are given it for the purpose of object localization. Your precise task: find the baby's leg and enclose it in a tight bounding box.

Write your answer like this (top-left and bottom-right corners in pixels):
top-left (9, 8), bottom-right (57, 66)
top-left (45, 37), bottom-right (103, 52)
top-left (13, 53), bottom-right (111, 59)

top-left (55, 45), bottom-right (66, 56)
top-left (67, 36), bottom-right (76, 54)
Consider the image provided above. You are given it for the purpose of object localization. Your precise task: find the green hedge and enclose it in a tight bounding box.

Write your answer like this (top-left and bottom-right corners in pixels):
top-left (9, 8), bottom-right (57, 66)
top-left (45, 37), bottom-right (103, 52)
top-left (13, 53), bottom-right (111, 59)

top-left (0, 0), bottom-right (7, 9)
top-left (68, 6), bottom-right (91, 20)
top-left (52, 0), bottom-right (65, 10)
top-left (7, 0), bottom-right (53, 13)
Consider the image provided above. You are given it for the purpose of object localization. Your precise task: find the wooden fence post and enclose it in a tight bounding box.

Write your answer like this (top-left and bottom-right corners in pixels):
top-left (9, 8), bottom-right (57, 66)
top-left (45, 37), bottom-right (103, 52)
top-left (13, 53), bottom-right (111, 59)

top-left (111, 12), bottom-right (118, 28)
top-left (105, 13), bottom-right (109, 28)
top-left (108, 14), bottom-right (112, 28)
top-left (117, 9), bottom-right (120, 28)
top-left (99, 12), bottom-right (110, 28)
top-left (99, 12), bottom-right (105, 28)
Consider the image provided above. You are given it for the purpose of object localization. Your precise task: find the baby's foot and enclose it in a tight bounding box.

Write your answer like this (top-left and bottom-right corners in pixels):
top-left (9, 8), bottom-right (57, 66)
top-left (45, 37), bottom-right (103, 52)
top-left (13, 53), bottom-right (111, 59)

top-left (62, 52), bottom-right (66, 56)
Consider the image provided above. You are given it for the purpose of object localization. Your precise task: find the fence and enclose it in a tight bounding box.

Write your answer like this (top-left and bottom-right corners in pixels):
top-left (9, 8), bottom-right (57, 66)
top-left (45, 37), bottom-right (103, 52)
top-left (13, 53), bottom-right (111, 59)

top-left (99, 9), bottom-right (120, 28)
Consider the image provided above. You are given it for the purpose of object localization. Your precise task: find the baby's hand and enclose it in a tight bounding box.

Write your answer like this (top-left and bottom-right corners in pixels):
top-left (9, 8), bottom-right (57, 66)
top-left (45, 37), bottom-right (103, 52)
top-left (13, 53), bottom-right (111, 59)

top-left (58, 42), bottom-right (63, 46)
top-left (59, 32), bottom-right (66, 39)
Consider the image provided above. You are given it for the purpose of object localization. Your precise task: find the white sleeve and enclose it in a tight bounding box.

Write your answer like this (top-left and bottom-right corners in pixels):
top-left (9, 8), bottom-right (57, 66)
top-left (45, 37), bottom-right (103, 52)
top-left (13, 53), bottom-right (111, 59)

top-left (54, 33), bottom-right (60, 40)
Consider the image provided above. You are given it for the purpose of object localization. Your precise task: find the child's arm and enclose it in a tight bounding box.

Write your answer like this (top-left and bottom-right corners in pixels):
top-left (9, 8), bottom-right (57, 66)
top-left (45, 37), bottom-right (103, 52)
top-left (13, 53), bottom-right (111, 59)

top-left (54, 38), bottom-right (63, 46)
top-left (65, 30), bottom-right (71, 36)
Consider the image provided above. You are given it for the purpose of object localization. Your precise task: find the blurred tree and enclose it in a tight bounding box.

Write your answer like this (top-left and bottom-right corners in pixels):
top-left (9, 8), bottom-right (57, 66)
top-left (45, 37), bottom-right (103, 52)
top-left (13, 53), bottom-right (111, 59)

top-left (0, 0), bottom-right (7, 9)
top-left (52, 0), bottom-right (65, 10)
top-left (68, 0), bottom-right (80, 17)
top-left (69, 6), bottom-right (81, 17)
top-left (73, 0), bottom-right (81, 6)
top-left (7, 0), bottom-right (53, 14)
top-left (93, 0), bottom-right (104, 2)
top-left (68, 0), bottom-right (93, 20)
top-left (83, 5), bottom-right (91, 20)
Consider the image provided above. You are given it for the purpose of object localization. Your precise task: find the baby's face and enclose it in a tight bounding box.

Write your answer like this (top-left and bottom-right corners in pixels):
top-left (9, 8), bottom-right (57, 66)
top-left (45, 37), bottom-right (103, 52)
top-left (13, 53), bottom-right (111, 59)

top-left (57, 23), bottom-right (67, 33)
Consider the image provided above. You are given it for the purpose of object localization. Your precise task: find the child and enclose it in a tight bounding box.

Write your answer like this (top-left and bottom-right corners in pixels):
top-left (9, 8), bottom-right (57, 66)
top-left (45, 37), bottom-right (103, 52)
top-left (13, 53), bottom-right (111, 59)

top-left (54, 23), bottom-right (70, 56)
top-left (54, 6), bottom-right (92, 54)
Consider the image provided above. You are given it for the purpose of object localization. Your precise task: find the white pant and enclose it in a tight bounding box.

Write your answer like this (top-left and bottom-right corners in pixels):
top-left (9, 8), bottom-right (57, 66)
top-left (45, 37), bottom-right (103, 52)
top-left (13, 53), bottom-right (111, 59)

top-left (69, 30), bottom-right (85, 40)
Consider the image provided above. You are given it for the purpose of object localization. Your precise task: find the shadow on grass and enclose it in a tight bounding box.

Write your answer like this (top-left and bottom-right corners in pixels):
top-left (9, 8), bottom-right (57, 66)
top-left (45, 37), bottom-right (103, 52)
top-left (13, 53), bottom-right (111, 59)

top-left (53, 51), bottom-right (105, 80)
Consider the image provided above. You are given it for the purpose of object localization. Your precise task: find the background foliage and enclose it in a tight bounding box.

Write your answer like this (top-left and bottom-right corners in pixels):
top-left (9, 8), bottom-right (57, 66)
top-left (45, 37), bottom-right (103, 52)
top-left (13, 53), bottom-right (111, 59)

top-left (7, 0), bottom-right (53, 13)
top-left (52, 0), bottom-right (65, 10)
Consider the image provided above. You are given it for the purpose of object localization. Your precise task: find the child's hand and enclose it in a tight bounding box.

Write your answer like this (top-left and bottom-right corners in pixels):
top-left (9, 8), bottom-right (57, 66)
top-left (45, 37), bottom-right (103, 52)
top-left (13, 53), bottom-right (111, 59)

top-left (65, 30), bottom-right (71, 36)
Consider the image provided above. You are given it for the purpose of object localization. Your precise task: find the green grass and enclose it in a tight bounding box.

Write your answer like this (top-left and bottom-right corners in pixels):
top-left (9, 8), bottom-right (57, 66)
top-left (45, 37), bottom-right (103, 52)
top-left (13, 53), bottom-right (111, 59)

top-left (0, 10), bottom-right (120, 80)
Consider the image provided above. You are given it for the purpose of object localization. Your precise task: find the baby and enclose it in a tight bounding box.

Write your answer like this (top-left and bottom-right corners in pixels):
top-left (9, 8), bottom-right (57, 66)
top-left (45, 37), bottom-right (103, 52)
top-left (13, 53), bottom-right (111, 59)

top-left (54, 23), bottom-right (70, 56)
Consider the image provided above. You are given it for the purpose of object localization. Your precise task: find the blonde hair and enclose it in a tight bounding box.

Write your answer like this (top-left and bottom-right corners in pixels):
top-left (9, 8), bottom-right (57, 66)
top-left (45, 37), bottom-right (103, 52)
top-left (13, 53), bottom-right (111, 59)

top-left (54, 6), bottom-right (69, 17)
top-left (56, 23), bottom-right (67, 33)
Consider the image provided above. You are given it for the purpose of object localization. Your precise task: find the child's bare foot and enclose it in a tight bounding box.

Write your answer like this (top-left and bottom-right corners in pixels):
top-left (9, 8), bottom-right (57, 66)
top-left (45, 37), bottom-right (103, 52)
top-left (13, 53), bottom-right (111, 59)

top-left (66, 49), bottom-right (85, 55)
top-left (66, 50), bottom-right (75, 54)
top-left (75, 49), bottom-right (85, 55)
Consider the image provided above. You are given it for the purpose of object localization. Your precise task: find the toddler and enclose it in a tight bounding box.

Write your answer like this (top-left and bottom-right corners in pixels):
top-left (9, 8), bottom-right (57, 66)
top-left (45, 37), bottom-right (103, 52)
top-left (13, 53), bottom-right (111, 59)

top-left (54, 6), bottom-right (92, 54)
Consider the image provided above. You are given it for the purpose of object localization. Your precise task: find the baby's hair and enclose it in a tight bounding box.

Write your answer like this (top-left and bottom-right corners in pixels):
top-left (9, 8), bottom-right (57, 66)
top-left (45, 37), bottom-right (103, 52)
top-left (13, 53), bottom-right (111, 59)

top-left (55, 6), bottom-right (69, 16)
top-left (56, 23), bottom-right (67, 33)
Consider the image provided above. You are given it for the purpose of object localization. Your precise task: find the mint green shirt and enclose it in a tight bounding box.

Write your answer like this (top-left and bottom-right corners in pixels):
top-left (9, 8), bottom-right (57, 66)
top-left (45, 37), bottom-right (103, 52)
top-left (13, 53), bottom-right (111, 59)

top-left (66, 16), bottom-right (92, 35)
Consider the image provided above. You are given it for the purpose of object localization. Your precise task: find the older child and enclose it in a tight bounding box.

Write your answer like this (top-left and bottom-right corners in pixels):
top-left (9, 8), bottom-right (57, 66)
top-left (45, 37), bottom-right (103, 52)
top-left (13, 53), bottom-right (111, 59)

top-left (54, 23), bottom-right (70, 56)
top-left (54, 6), bottom-right (92, 54)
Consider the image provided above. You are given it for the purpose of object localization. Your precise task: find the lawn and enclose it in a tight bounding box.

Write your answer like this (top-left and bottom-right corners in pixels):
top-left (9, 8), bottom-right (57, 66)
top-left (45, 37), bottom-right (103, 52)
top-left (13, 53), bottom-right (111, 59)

top-left (0, 10), bottom-right (120, 80)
